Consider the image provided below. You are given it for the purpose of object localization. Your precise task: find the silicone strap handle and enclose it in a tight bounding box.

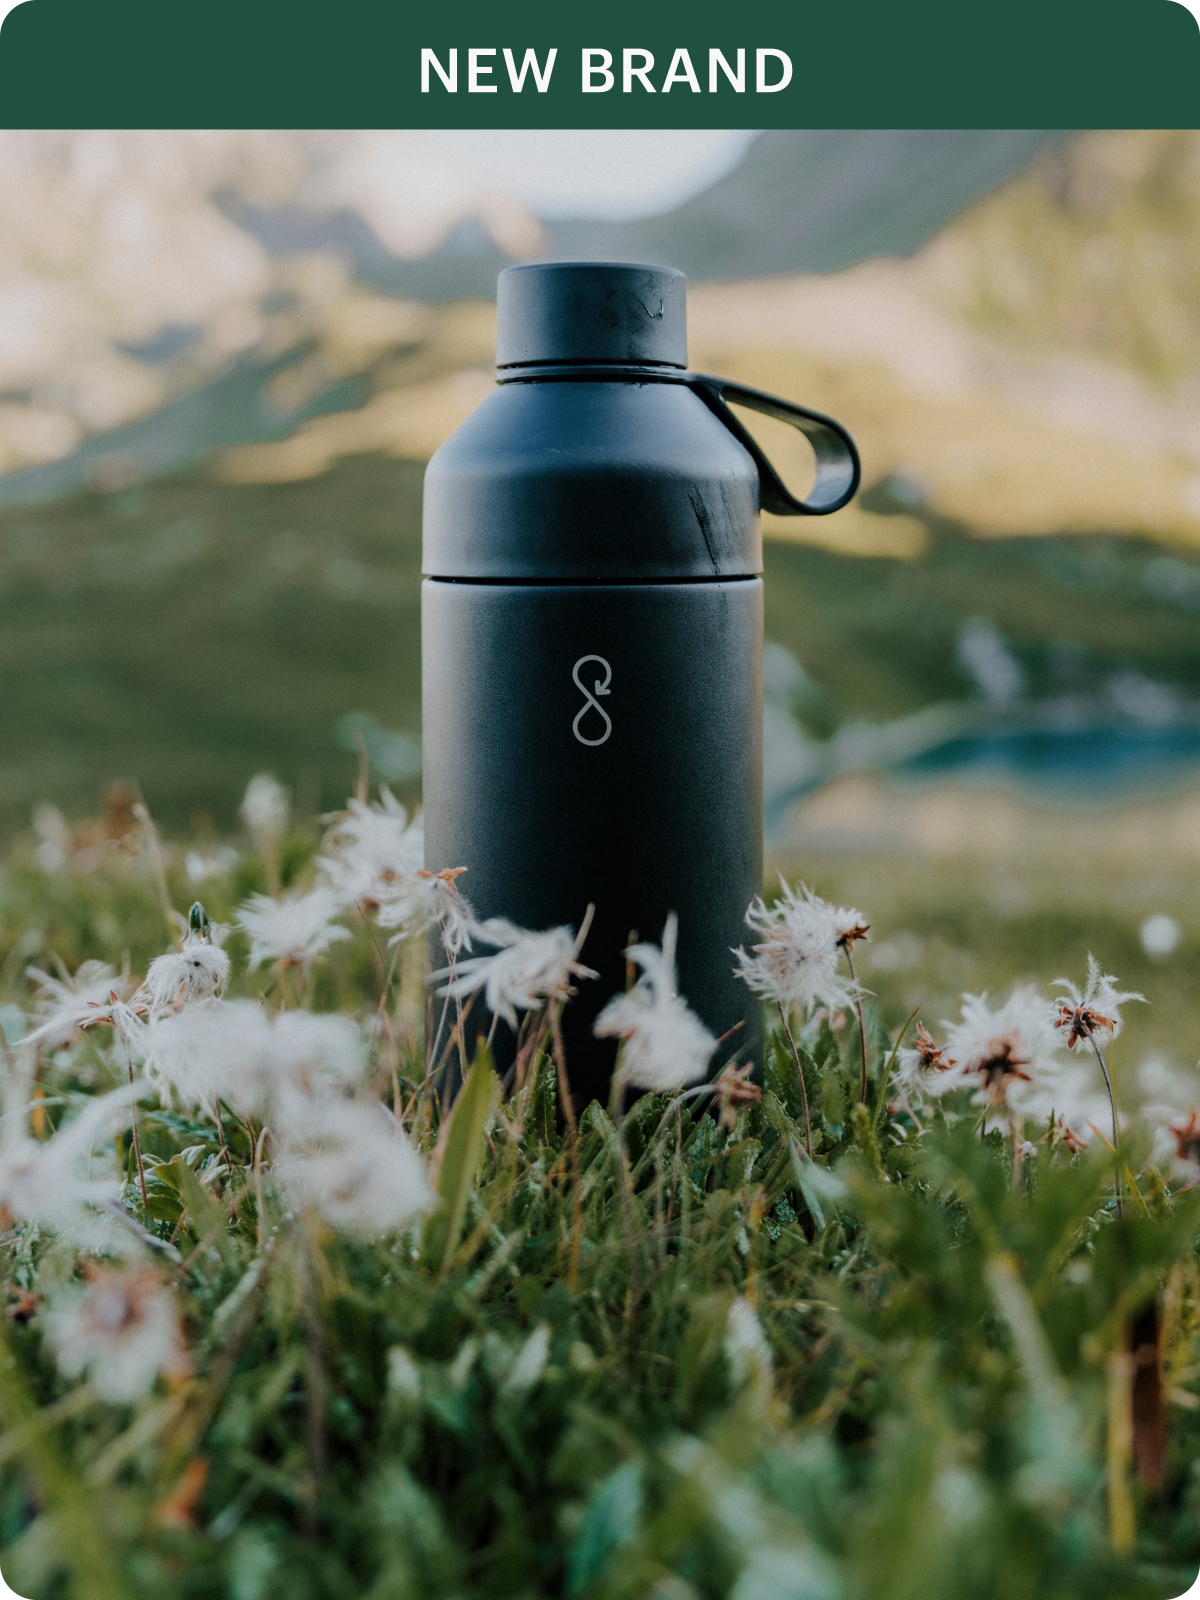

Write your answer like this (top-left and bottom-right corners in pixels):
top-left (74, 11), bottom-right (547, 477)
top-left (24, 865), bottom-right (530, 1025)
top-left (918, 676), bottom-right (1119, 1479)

top-left (687, 374), bottom-right (861, 516)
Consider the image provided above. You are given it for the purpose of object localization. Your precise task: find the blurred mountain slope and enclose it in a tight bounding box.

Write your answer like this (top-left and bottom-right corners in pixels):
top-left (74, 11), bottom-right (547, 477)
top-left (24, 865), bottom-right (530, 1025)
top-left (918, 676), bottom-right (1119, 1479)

top-left (0, 129), bottom-right (1062, 499)
top-left (546, 130), bottom-right (1067, 278)
top-left (694, 130), bottom-right (1200, 547)
top-left (208, 130), bottom-right (1200, 552)
top-left (0, 130), bottom-right (539, 490)
top-left (9, 130), bottom-right (1200, 551)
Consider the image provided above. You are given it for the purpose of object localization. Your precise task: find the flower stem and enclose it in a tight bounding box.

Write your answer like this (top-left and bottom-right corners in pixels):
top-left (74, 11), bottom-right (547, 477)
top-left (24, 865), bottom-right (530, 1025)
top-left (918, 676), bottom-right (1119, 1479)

top-left (1090, 1034), bottom-right (1124, 1221)
top-left (550, 1009), bottom-right (582, 1289)
top-left (842, 945), bottom-right (869, 1104)
top-left (777, 1004), bottom-right (813, 1159)
top-left (300, 1228), bottom-right (327, 1538)
top-left (124, 1044), bottom-right (148, 1212)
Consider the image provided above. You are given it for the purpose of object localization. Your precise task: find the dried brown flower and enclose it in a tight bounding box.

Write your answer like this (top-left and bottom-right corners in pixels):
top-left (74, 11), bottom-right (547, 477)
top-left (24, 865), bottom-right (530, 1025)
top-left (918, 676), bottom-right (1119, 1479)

top-left (972, 1036), bottom-right (1033, 1107)
top-left (715, 1060), bottom-right (762, 1128)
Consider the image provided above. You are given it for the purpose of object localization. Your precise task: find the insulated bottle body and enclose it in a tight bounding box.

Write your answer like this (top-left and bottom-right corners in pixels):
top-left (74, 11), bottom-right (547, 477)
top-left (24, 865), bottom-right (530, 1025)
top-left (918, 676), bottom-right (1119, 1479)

top-left (422, 576), bottom-right (763, 1105)
top-left (420, 260), bottom-right (859, 1103)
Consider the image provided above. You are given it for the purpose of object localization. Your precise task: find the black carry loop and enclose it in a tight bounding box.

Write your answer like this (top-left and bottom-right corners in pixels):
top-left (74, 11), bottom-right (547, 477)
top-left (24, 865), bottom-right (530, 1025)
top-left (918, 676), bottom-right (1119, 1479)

top-left (492, 358), bottom-right (860, 518)
top-left (687, 374), bottom-right (861, 517)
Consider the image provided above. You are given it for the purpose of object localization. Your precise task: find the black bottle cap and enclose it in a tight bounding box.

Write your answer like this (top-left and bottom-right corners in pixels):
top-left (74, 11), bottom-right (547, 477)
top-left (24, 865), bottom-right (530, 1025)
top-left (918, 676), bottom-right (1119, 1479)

top-left (495, 261), bottom-right (687, 369)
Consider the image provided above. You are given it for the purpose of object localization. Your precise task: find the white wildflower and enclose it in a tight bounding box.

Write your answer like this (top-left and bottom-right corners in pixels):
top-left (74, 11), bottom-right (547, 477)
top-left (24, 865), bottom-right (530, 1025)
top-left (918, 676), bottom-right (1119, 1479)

top-left (375, 866), bottom-right (473, 956)
top-left (318, 791), bottom-right (424, 909)
top-left (941, 986), bottom-right (1066, 1127)
top-left (1138, 1055), bottom-right (1200, 1182)
top-left (893, 1022), bottom-right (960, 1097)
top-left (22, 960), bottom-right (124, 1049)
top-left (711, 1059), bottom-right (763, 1128)
top-left (1038, 1079), bottom-right (1115, 1152)
top-left (139, 1001), bottom-right (363, 1119)
top-left (1047, 1114), bottom-right (1091, 1155)
top-left (734, 883), bottom-right (856, 1015)
top-left (141, 935), bottom-right (231, 1011)
top-left (236, 886), bottom-right (350, 972)
top-left (239, 773), bottom-right (290, 844)
top-left (830, 904), bottom-right (871, 950)
top-left (0, 1087), bottom-right (134, 1249)
top-left (45, 1265), bottom-right (188, 1403)
top-left (274, 1095), bottom-right (431, 1239)
top-left (1052, 954), bottom-right (1145, 1049)
top-left (79, 993), bottom-right (151, 1046)
top-left (594, 914), bottom-right (716, 1094)
top-left (437, 918), bottom-right (596, 1028)
top-left (1155, 1109), bottom-right (1200, 1184)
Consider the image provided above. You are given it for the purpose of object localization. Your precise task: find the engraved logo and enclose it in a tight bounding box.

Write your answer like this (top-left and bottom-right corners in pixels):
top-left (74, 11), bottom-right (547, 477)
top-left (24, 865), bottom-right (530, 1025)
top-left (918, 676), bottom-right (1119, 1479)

top-left (571, 655), bottom-right (612, 746)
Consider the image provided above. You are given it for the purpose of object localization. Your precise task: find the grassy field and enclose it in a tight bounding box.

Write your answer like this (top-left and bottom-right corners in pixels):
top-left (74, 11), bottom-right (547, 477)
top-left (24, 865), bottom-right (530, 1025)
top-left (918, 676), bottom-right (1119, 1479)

top-left (0, 819), bottom-right (1197, 1600)
top-left (772, 772), bottom-right (1200, 1081)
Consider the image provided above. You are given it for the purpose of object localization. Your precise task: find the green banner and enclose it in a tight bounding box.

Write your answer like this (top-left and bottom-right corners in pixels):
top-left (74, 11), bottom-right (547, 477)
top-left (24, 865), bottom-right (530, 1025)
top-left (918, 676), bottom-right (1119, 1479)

top-left (0, 0), bottom-right (1198, 127)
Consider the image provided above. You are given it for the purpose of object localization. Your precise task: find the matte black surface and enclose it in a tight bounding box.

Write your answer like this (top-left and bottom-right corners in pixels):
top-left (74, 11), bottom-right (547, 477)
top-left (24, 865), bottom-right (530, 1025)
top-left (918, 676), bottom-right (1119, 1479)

top-left (423, 579), bottom-right (763, 1106)
top-left (495, 262), bottom-right (687, 370)
top-left (422, 261), bottom-right (858, 1102)
top-left (423, 377), bottom-right (761, 582)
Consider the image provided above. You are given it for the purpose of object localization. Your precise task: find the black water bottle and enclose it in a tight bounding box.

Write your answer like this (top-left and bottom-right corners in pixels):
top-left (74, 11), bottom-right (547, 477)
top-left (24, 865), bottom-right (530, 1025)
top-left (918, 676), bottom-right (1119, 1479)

top-left (422, 262), bottom-right (859, 1106)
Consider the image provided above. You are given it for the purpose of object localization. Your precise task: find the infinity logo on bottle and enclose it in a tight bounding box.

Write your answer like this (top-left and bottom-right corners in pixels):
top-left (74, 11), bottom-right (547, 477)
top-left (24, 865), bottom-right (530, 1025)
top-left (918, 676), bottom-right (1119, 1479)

top-left (571, 655), bottom-right (613, 746)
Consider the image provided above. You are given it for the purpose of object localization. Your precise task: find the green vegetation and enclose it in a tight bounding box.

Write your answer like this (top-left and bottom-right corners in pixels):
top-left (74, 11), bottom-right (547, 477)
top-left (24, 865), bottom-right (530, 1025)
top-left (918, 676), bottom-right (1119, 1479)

top-left (0, 459), bottom-right (425, 836)
top-left (0, 832), bottom-right (1196, 1599)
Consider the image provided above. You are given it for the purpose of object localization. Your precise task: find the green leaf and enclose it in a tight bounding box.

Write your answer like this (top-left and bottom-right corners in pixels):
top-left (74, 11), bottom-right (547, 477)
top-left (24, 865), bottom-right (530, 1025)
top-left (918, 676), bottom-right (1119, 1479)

top-left (422, 1045), bottom-right (498, 1275)
top-left (173, 1155), bottom-right (237, 1266)
top-left (567, 1462), bottom-right (643, 1597)
top-left (790, 1142), bottom-right (846, 1232)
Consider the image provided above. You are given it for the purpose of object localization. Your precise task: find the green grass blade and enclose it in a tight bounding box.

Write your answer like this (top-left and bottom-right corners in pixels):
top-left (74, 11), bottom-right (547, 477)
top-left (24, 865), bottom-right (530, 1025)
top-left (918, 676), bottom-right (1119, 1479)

top-left (423, 1046), bottom-right (498, 1276)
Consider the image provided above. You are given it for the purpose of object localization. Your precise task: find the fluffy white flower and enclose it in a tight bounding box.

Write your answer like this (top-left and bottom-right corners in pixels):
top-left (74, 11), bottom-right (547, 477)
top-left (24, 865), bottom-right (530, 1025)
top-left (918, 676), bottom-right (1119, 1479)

top-left (375, 866), bottom-right (473, 956)
top-left (594, 915), bottom-right (716, 1094)
top-left (236, 886), bottom-right (351, 971)
top-left (1035, 1073), bottom-right (1115, 1151)
top-left (1052, 954), bottom-right (1145, 1049)
top-left (318, 790), bottom-right (424, 909)
top-left (141, 935), bottom-right (231, 1011)
top-left (437, 919), bottom-right (596, 1028)
top-left (239, 773), bottom-right (290, 843)
top-left (274, 1095), bottom-right (431, 1239)
top-left (894, 1022), bottom-right (959, 1097)
top-left (941, 986), bottom-right (1068, 1127)
top-left (1155, 1110), bottom-right (1200, 1184)
top-left (139, 1001), bottom-right (364, 1119)
top-left (22, 960), bottom-right (125, 1049)
top-left (0, 1087), bottom-right (134, 1248)
top-left (830, 904), bottom-right (871, 948)
top-left (734, 883), bottom-right (856, 1015)
top-left (1138, 1055), bottom-right (1200, 1181)
top-left (79, 994), bottom-right (150, 1045)
top-left (45, 1265), bottom-right (188, 1403)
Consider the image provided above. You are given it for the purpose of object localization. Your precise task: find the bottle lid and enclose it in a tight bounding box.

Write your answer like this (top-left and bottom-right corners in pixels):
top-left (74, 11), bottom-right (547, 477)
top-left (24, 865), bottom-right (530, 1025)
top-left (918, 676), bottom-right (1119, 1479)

top-left (495, 261), bottom-right (687, 369)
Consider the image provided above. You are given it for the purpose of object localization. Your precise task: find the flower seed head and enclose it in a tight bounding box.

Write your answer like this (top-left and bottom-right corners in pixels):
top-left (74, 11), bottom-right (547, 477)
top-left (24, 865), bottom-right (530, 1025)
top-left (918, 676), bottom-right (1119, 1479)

top-left (46, 1265), bottom-right (188, 1403)
top-left (1052, 955), bottom-right (1144, 1048)
top-left (734, 882), bottom-right (858, 1016)
top-left (595, 914), bottom-right (716, 1094)
top-left (236, 886), bottom-right (351, 972)
top-left (437, 918), bottom-right (596, 1029)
